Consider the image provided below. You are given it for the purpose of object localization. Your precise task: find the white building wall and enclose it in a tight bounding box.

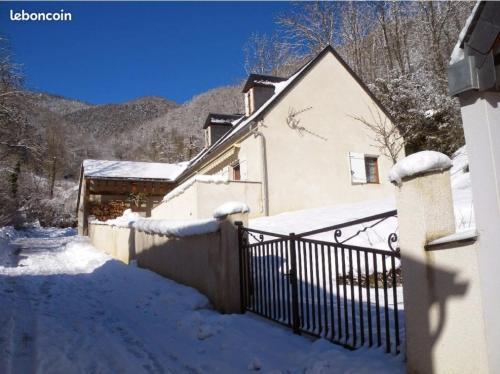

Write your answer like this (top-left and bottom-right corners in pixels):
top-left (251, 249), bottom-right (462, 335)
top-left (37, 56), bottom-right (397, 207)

top-left (237, 51), bottom-right (402, 215)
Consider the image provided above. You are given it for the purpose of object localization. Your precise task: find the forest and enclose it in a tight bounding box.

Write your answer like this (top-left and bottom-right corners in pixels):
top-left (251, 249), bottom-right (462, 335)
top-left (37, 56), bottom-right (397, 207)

top-left (0, 1), bottom-right (473, 227)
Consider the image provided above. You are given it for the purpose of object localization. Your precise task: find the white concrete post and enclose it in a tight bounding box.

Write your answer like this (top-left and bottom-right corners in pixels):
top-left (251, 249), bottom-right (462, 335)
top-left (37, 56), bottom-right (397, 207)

top-left (459, 91), bottom-right (500, 374)
top-left (394, 166), bottom-right (488, 374)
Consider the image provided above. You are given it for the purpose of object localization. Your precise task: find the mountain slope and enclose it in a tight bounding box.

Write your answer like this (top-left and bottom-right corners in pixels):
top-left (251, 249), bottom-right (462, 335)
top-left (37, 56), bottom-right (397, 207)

top-left (21, 82), bottom-right (244, 168)
top-left (64, 96), bottom-right (179, 137)
top-left (24, 92), bottom-right (93, 116)
top-left (120, 84), bottom-right (244, 162)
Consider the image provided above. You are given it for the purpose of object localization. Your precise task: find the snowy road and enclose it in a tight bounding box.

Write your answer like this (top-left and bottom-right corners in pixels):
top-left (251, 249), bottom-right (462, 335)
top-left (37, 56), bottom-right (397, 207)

top-left (0, 226), bottom-right (404, 374)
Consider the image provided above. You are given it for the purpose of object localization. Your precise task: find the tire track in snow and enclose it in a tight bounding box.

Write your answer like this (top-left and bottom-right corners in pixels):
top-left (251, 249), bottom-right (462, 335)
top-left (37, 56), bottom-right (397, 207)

top-left (3, 276), bottom-right (38, 374)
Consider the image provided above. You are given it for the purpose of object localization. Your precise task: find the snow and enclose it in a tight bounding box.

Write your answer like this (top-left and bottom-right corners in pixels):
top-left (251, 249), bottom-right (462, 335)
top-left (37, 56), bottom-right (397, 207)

top-left (213, 201), bottom-right (250, 219)
top-left (450, 146), bottom-right (468, 176)
top-left (162, 174), bottom-right (229, 202)
top-left (89, 208), bottom-right (222, 237)
top-left (0, 226), bottom-right (404, 373)
top-left (252, 198), bottom-right (397, 250)
top-left (133, 217), bottom-right (220, 237)
top-left (89, 209), bottom-right (140, 228)
top-left (83, 159), bottom-right (187, 181)
top-left (252, 79), bottom-right (287, 87)
top-left (426, 228), bottom-right (478, 247)
top-left (447, 146), bottom-right (475, 231)
top-left (210, 118), bottom-right (237, 124)
top-left (251, 198), bottom-right (400, 281)
top-left (389, 151), bottom-right (452, 186)
top-left (449, 0), bottom-right (481, 65)
top-left (424, 109), bottom-right (436, 119)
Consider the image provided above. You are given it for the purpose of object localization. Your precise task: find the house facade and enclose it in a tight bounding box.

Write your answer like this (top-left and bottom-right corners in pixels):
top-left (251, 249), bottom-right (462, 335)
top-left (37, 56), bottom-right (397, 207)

top-left (152, 46), bottom-right (403, 220)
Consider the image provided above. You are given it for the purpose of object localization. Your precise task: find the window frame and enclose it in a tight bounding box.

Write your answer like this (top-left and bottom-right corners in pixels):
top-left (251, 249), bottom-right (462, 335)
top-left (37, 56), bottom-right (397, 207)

top-left (364, 156), bottom-right (380, 184)
top-left (232, 162), bottom-right (241, 181)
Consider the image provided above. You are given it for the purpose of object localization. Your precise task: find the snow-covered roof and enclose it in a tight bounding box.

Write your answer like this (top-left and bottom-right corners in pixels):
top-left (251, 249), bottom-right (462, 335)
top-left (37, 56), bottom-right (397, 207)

top-left (83, 159), bottom-right (187, 181)
top-left (203, 113), bottom-right (243, 129)
top-left (242, 74), bottom-right (287, 92)
top-left (449, 1), bottom-right (482, 65)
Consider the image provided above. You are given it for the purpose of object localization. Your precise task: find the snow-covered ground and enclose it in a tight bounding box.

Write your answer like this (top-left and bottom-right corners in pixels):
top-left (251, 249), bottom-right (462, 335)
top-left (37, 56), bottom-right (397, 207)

top-left (0, 226), bottom-right (404, 374)
top-left (0, 149), bottom-right (472, 373)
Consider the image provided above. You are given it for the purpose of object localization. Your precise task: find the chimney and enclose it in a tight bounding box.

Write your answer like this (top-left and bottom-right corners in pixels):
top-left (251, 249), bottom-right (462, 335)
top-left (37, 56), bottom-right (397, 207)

top-left (242, 74), bottom-right (287, 116)
top-left (203, 113), bottom-right (242, 148)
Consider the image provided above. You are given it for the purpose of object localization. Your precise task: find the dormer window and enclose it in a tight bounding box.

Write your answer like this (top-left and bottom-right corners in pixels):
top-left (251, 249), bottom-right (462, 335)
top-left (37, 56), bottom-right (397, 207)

top-left (203, 113), bottom-right (243, 148)
top-left (242, 74), bottom-right (287, 116)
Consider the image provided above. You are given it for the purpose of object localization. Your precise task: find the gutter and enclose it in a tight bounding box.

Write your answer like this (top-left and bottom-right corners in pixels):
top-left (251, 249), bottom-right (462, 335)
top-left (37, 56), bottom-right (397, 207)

top-left (250, 121), bottom-right (269, 216)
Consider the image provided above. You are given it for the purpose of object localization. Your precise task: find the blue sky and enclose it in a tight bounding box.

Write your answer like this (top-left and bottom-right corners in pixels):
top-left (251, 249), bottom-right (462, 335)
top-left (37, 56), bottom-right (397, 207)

top-left (0, 1), bottom-right (294, 104)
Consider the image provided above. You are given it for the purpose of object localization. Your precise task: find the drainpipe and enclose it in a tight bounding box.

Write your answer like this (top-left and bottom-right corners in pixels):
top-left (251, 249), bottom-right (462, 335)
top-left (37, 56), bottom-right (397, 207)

top-left (250, 121), bottom-right (269, 216)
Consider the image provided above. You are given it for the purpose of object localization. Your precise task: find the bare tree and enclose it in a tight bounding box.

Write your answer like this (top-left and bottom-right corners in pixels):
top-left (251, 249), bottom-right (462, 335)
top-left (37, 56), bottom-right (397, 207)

top-left (0, 37), bottom-right (46, 223)
top-left (276, 2), bottom-right (339, 55)
top-left (350, 107), bottom-right (404, 165)
top-left (243, 32), bottom-right (301, 76)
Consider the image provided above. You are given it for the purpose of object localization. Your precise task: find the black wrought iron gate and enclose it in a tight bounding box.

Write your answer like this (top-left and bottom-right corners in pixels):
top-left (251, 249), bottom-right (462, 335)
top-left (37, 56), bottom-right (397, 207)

top-left (236, 210), bottom-right (404, 355)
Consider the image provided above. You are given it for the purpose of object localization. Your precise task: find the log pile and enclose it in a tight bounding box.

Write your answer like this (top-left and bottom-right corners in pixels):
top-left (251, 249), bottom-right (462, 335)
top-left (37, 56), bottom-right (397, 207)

top-left (89, 200), bottom-right (128, 222)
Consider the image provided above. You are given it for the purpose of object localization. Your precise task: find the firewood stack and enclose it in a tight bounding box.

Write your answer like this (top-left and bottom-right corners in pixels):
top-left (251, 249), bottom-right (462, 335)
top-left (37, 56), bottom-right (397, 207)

top-left (89, 200), bottom-right (128, 222)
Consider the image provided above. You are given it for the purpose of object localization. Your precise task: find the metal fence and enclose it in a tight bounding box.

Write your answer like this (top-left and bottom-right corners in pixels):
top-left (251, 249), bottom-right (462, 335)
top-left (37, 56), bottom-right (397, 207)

top-left (237, 210), bottom-right (404, 355)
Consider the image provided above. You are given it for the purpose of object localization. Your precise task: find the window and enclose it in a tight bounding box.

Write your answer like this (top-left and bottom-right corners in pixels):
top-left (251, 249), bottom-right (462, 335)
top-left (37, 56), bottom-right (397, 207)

top-left (365, 157), bottom-right (379, 183)
top-left (349, 152), bottom-right (379, 184)
top-left (232, 163), bottom-right (241, 181)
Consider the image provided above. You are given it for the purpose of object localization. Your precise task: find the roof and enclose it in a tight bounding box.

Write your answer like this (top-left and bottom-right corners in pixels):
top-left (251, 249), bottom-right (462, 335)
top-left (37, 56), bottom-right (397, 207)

top-left (203, 113), bottom-right (243, 129)
top-left (448, 1), bottom-right (500, 95)
top-left (449, 1), bottom-right (484, 65)
top-left (178, 45), bottom-right (396, 181)
top-left (242, 74), bottom-right (287, 93)
top-left (82, 159), bottom-right (187, 181)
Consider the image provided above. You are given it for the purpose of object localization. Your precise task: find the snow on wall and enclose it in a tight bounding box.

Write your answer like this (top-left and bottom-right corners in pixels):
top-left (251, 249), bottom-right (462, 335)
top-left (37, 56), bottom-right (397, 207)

top-left (162, 174), bottom-right (229, 203)
top-left (213, 201), bottom-right (250, 219)
top-left (83, 159), bottom-right (187, 181)
top-left (90, 208), bottom-right (220, 237)
top-left (89, 209), bottom-right (140, 228)
top-left (89, 199), bottom-right (251, 237)
top-left (133, 218), bottom-right (219, 237)
top-left (389, 151), bottom-right (452, 185)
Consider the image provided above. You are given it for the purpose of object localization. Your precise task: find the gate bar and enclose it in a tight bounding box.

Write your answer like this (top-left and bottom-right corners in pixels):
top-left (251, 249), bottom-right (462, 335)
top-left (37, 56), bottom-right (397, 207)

top-left (289, 233), bottom-right (301, 334)
top-left (295, 210), bottom-right (397, 238)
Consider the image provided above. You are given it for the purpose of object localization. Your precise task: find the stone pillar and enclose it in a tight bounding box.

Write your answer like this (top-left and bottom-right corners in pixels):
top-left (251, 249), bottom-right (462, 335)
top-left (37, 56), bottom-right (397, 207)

top-left (394, 167), bottom-right (488, 374)
top-left (459, 91), bottom-right (500, 374)
top-left (218, 212), bottom-right (248, 313)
